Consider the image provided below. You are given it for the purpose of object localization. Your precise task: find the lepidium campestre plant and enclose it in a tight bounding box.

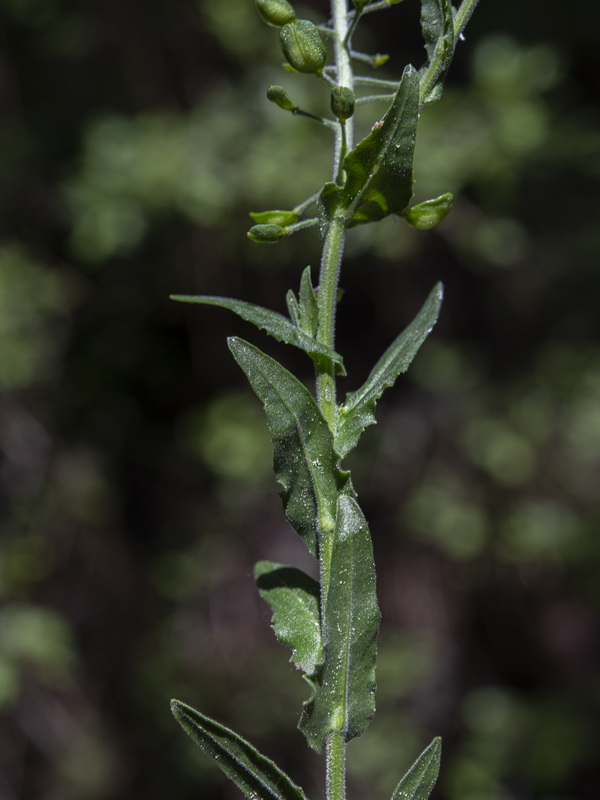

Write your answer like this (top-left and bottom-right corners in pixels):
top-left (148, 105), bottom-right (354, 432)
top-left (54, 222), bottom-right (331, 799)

top-left (170, 1), bottom-right (480, 799)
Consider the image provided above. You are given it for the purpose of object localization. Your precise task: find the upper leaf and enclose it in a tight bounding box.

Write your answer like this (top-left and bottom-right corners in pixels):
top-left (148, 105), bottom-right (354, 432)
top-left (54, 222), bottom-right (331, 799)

top-left (171, 700), bottom-right (309, 800)
top-left (419, 0), bottom-right (455, 103)
top-left (336, 283), bottom-right (443, 459)
top-left (299, 495), bottom-right (380, 752)
top-left (340, 65), bottom-right (420, 226)
top-left (298, 266), bottom-right (318, 337)
top-left (255, 560), bottom-right (323, 675)
top-left (391, 737), bottom-right (442, 800)
top-left (171, 294), bottom-right (345, 375)
top-left (228, 337), bottom-right (349, 558)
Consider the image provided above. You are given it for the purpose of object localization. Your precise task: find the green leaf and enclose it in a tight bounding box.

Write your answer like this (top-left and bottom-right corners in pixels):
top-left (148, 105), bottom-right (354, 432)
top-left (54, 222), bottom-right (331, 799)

top-left (171, 700), bottom-right (309, 800)
top-left (286, 289), bottom-right (301, 327)
top-left (171, 295), bottom-right (345, 374)
top-left (391, 737), bottom-right (442, 800)
top-left (419, 0), bottom-right (455, 103)
top-left (249, 209), bottom-right (300, 226)
top-left (336, 283), bottom-right (443, 459)
top-left (255, 560), bottom-right (322, 674)
top-left (299, 495), bottom-right (380, 752)
top-left (404, 192), bottom-right (453, 229)
top-left (318, 180), bottom-right (344, 228)
top-left (340, 65), bottom-right (420, 226)
top-left (228, 337), bottom-right (349, 557)
top-left (298, 266), bottom-right (318, 337)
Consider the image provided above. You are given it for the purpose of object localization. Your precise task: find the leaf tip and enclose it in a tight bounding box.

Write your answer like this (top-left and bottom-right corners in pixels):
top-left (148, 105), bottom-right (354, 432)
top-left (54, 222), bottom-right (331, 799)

top-left (170, 699), bottom-right (187, 721)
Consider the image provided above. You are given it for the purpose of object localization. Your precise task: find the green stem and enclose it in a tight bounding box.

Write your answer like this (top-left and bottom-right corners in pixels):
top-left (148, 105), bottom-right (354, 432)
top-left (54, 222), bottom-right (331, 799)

top-left (316, 214), bottom-right (345, 430)
top-left (355, 92), bottom-right (395, 105)
top-left (315, 0), bottom-right (353, 434)
top-left (326, 730), bottom-right (347, 800)
top-left (454, 0), bottom-right (480, 43)
top-left (419, 0), bottom-right (480, 102)
top-left (331, 0), bottom-right (354, 179)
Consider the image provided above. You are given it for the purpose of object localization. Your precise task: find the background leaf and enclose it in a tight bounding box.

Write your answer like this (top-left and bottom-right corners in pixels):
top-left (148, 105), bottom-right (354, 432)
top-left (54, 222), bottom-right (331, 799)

top-left (228, 337), bottom-right (350, 557)
top-left (172, 294), bottom-right (345, 374)
top-left (171, 700), bottom-right (309, 800)
top-left (341, 66), bottom-right (420, 226)
top-left (255, 560), bottom-right (323, 675)
top-left (336, 283), bottom-right (443, 458)
top-left (299, 495), bottom-right (380, 752)
top-left (391, 737), bottom-right (442, 800)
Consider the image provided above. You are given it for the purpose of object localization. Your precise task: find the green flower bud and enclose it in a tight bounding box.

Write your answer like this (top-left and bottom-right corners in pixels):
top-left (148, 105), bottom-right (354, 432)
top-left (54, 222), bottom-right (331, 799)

top-left (247, 223), bottom-right (289, 243)
top-left (255, 0), bottom-right (296, 27)
top-left (330, 86), bottom-right (355, 122)
top-left (352, 0), bottom-right (369, 11)
top-left (403, 193), bottom-right (454, 230)
top-left (279, 20), bottom-right (327, 75)
top-left (373, 53), bottom-right (389, 68)
top-left (266, 84), bottom-right (296, 111)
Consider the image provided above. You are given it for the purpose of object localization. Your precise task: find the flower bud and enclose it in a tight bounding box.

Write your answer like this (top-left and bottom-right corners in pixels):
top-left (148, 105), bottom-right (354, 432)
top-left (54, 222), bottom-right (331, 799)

top-left (330, 86), bottom-right (355, 122)
top-left (352, 0), bottom-right (369, 11)
top-left (247, 223), bottom-right (289, 243)
top-left (279, 20), bottom-right (327, 75)
top-left (255, 0), bottom-right (296, 27)
top-left (266, 84), bottom-right (296, 111)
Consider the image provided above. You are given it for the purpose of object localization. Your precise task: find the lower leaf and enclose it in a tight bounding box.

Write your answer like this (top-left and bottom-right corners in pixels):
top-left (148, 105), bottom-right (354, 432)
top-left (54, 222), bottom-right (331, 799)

top-left (255, 560), bottom-right (323, 675)
top-left (171, 700), bottom-right (309, 800)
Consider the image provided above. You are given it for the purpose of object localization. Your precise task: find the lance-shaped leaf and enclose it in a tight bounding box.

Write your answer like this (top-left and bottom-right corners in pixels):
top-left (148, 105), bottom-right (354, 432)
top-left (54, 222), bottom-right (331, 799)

top-left (171, 295), bottom-right (345, 375)
top-left (298, 267), bottom-right (318, 338)
top-left (171, 700), bottom-right (309, 800)
top-left (255, 560), bottom-right (323, 675)
top-left (340, 65), bottom-right (420, 226)
top-left (419, 0), bottom-right (455, 103)
top-left (299, 495), bottom-right (380, 752)
top-left (391, 737), bottom-right (442, 800)
top-left (336, 283), bottom-right (443, 459)
top-left (229, 337), bottom-right (349, 557)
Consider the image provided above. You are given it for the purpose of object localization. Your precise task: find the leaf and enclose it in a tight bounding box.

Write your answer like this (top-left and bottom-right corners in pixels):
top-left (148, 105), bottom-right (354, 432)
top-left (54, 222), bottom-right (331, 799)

top-left (249, 210), bottom-right (300, 226)
top-left (171, 700), bottom-right (309, 800)
top-left (299, 495), bottom-right (380, 752)
top-left (228, 337), bottom-right (350, 557)
top-left (419, 0), bottom-right (455, 103)
top-left (391, 737), bottom-right (442, 800)
top-left (336, 283), bottom-right (443, 459)
top-left (404, 192), bottom-right (453, 230)
top-left (340, 65), bottom-right (420, 226)
top-left (171, 295), bottom-right (345, 374)
top-left (255, 560), bottom-right (323, 675)
top-left (298, 266), bottom-right (318, 337)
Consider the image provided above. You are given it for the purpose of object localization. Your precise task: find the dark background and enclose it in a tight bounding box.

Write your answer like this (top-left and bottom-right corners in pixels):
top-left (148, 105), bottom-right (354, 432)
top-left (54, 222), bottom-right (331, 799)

top-left (0, 0), bottom-right (599, 798)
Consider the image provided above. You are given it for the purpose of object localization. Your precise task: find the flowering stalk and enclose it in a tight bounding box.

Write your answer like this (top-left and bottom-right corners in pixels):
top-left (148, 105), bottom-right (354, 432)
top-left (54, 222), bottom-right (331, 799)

top-left (170, 1), bottom-right (480, 799)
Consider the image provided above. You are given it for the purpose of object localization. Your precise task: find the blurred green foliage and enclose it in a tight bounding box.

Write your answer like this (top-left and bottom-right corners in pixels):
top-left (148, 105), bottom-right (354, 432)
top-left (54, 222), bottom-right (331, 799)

top-left (0, 0), bottom-right (599, 798)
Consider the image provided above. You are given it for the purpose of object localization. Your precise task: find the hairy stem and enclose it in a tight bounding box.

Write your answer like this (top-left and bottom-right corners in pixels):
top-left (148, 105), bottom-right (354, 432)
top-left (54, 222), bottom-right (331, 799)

top-left (326, 730), bottom-right (347, 800)
top-left (316, 213), bottom-right (345, 430)
top-left (454, 0), bottom-right (480, 43)
top-left (419, 0), bottom-right (481, 102)
top-left (331, 0), bottom-right (354, 178)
